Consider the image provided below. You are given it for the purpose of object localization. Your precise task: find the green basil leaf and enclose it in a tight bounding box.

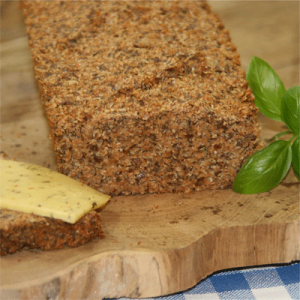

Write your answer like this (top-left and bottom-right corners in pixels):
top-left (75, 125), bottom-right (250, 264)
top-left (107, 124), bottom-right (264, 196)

top-left (282, 86), bottom-right (300, 135)
top-left (233, 140), bottom-right (292, 194)
top-left (246, 57), bottom-right (285, 121)
top-left (292, 137), bottom-right (300, 180)
top-left (293, 169), bottom-right (300, 181)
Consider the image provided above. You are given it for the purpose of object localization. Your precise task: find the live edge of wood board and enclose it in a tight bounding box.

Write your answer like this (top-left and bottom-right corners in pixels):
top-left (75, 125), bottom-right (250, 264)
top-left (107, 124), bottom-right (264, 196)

top-left (0, 1), bottom-right (299, 299)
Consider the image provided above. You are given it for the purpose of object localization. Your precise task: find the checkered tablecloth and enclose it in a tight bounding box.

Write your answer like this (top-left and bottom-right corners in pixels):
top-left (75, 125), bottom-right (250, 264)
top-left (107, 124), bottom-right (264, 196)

top-left (117, 262), bottom-right (300, 300)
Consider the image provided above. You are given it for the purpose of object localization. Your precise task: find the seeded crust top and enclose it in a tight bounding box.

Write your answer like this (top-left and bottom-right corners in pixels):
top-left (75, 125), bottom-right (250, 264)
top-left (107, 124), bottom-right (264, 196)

top-left (22, 0), bottom-right (257, 125)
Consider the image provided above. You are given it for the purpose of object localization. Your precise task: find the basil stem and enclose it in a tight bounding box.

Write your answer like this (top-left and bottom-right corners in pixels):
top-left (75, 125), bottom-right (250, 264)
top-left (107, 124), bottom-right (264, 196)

top-left (265, 130), bottom-right (294, 143)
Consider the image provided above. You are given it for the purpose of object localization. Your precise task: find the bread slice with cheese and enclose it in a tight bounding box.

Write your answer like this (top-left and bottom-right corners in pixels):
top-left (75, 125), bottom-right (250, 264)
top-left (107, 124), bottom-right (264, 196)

top-left (0, 208), bottom-right (104, 256)
top-left (0, 156), bottom-right (110, 256)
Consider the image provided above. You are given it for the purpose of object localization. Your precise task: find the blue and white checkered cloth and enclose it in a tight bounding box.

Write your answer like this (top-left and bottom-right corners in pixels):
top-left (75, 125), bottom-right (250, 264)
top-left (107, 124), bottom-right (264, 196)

top-left (117, 262), bottom-right (300, 300)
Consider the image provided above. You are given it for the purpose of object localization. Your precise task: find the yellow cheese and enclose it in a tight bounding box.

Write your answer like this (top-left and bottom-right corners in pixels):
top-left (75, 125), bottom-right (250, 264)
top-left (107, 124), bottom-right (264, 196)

top-left (0, 160), bottom-right (110, 224)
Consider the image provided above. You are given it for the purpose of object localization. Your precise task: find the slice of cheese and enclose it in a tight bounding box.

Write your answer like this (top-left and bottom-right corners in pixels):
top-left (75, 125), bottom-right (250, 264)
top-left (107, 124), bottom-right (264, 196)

top-left (0, 160), bottom-right (110, 224)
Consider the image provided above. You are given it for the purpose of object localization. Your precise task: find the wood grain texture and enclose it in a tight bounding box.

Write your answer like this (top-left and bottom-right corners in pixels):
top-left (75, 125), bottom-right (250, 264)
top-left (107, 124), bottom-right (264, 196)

top-left (1, 173), bottom-right (299, 299)
top-left (0, 1), bottom-right (299, 299)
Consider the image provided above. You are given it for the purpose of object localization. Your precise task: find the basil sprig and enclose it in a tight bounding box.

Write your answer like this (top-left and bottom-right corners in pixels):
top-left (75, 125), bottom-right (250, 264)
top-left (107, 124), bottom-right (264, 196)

top-left (233, 57), bottom-right (299, 194)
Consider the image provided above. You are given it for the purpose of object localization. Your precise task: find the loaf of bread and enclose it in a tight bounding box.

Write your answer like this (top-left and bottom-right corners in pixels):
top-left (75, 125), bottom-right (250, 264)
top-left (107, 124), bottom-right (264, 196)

top-left (22, 1), bottom-right (261, 196)
top-left (0, 209), bottom-right (104, 256)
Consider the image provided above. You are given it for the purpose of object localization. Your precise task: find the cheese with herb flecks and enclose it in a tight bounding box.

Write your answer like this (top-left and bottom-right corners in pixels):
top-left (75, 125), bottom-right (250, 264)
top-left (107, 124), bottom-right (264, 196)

top-left (0, 160), bottom-right (110, 224)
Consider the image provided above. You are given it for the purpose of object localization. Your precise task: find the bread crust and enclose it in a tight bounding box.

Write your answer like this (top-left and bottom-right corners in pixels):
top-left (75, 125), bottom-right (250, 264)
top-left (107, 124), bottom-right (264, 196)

top-left (0, 209), bottom-right (104, 256)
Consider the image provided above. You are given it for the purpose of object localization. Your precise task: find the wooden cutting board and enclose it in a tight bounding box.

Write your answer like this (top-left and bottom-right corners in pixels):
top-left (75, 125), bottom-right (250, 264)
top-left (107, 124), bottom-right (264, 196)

top-left (0, 1), bottom-right (299, 299)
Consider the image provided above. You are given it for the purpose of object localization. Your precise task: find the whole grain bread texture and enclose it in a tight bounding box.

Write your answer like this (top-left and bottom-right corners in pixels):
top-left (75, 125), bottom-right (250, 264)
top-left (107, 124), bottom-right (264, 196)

top-left (22, 1), bottom-right (262, 196)
top-left (0, 154), bottom-right (105, 256)
top-left (0, 209), bottom-right (104, 256)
